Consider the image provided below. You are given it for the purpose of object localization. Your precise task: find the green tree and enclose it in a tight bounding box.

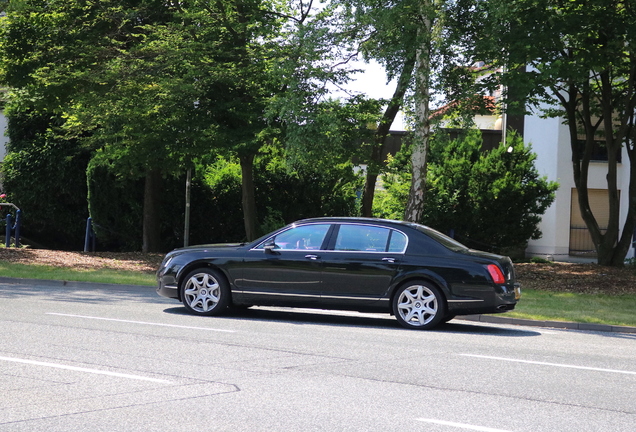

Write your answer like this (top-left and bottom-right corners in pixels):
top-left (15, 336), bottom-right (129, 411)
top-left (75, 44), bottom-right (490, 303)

top-left (0, 0), bottom-right (288, 247)
top-left (0, 0), bottom-right (204, 251)
top-left (473, 0), bottom-right (636, 266)
top-left (335, 0), bottom-right (489, 219)
top-left (1, 107), bottom-right (91, 249)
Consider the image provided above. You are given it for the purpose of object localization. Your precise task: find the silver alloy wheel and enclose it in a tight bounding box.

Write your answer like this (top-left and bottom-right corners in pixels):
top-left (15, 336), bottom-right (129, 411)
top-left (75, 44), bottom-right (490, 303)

top-left (396, 284), bottom-right (439, 327)
top-left (183, 272), bottom-right (222, 313)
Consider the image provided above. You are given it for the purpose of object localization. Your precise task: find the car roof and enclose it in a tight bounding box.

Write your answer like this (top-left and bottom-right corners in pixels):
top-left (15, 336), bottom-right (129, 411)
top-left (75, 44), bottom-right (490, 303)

top-left (295, 217), bottom-right (415, 229)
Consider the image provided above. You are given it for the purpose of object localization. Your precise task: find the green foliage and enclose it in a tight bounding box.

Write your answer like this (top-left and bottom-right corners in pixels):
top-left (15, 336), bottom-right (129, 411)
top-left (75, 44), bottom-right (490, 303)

top-left (1, 108), bottom-right (91, 250)
top-left (202, 148), bottom-right (362, 239)
top-left (373, 152), bottom-right (412, 221)
top-left (374, 130), bottom-right (559, 253)
top-left (281, 96), bottom-right (381, 167)
top-left (86, 159), bottom-right (145, 251)
top-left (84, 146), bottom-right (362, 251)
top-left (530, 256), bottom-right (554, 264)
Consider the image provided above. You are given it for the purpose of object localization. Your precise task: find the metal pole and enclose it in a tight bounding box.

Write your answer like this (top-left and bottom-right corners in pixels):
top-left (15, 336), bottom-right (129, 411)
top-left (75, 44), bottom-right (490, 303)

top-left (14, 210), bottom-right (21, 248)
top-left (84, 217), bottom-right (92, 252)
top-left (5, 213), bottom-right (11, 248)
top-left (184, 168), bottom-right (191, 247)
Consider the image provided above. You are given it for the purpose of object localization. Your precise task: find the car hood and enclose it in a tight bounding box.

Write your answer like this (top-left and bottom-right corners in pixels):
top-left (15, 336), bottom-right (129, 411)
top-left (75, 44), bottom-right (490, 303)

top-left (166, 243), bottom-right (246, 258)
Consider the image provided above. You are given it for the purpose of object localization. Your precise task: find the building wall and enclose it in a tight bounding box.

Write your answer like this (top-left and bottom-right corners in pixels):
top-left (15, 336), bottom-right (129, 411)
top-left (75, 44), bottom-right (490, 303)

top-left (524, 111), bottom-right (635, 260)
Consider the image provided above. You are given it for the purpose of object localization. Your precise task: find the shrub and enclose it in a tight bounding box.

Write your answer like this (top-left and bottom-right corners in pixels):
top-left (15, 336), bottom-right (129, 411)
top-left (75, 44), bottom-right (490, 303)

top-left (374, 130), bottom-right (559, 253)
top-left (1, 109), bottom-right (91, 249)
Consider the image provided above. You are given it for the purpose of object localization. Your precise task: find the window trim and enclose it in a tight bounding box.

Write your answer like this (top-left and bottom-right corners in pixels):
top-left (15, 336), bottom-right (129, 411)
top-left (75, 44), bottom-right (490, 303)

top-left (250, 222), bottom-right (409, 254)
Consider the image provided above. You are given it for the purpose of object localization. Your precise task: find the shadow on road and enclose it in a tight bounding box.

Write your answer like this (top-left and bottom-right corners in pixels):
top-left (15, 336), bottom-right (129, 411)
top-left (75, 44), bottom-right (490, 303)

top-left (162, 306), bottom-right (542, 337)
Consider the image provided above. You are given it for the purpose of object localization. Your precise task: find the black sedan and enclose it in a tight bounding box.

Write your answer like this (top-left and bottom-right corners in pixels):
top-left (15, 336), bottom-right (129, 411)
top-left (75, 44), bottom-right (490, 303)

top-left (156, 217), bottom-right (521, 329)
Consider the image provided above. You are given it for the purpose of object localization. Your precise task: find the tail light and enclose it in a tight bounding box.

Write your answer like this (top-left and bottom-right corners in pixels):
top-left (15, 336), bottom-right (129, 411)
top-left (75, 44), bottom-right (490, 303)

top-left (486, 264), bottom-right (506, 284)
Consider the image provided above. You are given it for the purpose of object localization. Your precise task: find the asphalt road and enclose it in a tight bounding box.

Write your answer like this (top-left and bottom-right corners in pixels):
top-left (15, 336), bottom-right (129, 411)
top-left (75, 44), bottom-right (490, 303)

top-left (1, 280), bottom-right (634, 432)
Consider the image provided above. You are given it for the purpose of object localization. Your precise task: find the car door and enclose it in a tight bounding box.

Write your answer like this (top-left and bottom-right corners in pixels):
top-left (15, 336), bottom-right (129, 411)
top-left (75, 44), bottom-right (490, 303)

top-left (238, 223), bottom-right (332, 305)
top-left (320, 223), bottom-right (407, 308)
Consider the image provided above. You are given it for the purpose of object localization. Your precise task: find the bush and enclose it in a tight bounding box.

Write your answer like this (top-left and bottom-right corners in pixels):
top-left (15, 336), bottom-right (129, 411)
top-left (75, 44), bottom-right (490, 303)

top-left (374, 130), bottom-right (559, 253)
top-left (1, 109), bottom-right (91, 250)
top-left (85, 146), bottom-right (362, 251)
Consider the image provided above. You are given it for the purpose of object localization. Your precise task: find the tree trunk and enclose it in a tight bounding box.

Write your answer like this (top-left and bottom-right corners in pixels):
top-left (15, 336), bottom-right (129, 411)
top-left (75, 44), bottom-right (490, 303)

top-left (563, 72), bottom-right (636, 267)
top-left (361, 56), bottom-right (416, 217)
top-left (142, 167), bottom-right (163, 253)
top-left (404, 9), bottom-right (432, 223)
top-left (240, 152), bottom-right (258, 242)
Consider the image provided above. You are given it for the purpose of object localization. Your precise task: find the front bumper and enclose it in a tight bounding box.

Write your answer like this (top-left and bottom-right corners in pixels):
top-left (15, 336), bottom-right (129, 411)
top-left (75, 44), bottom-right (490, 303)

top-left (157, 281), bottom-right (179, 299)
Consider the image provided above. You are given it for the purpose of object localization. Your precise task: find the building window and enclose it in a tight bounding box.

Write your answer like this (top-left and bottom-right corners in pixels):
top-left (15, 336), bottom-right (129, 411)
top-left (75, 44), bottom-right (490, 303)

top-left (575, 139), bottom-right (621, 162)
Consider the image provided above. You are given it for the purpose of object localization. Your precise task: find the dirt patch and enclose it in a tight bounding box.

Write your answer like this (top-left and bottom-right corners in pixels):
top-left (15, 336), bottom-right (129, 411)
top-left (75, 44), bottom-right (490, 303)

top-left (0, 248), bottom-right (164, 274)
top-left (1, 248), bottom-right (635, 295)
top-left (515, 262), bottom-right (636, 295)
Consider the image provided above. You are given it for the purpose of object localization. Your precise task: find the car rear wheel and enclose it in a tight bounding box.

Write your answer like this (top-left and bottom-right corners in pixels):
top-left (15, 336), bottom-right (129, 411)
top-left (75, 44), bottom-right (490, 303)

top-left (392, 281), bottom-right (446, 330)
top-left (180, 269), bottom-right (230, 316)
top-left (442, 314), bottom-right (456, 323)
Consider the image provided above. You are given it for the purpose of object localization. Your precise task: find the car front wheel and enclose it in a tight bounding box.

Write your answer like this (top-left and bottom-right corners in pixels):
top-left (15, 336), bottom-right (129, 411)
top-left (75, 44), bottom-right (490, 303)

top-left (180, 269), bottom-right (230, 316)
top-left (392, 281), bottom-right (446, 330)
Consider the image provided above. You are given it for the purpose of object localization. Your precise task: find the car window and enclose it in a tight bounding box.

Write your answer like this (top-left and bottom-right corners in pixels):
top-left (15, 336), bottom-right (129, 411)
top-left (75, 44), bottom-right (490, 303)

top-left (414, 224), bottom-right (468, 252)
top-left (334, 224), bottom-right (394, 252)
top-left (265, 224), bottom-right (331, 250)
top-left (388, 230), bottom-right (407, 252)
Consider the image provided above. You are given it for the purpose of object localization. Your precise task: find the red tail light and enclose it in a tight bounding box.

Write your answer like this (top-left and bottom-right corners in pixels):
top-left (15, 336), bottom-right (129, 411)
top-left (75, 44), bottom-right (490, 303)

top-left (486, 264), bottom-right (506, 284)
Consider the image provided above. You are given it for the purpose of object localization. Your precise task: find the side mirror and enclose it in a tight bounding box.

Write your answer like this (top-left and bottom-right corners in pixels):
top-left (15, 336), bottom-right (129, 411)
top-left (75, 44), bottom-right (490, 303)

top-left (263, 243), bottom-right (277, 254)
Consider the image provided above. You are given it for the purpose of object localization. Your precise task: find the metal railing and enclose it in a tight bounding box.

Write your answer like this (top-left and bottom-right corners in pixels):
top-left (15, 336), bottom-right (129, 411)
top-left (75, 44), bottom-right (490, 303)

top-left (569, 225), bottom-right (608, 256)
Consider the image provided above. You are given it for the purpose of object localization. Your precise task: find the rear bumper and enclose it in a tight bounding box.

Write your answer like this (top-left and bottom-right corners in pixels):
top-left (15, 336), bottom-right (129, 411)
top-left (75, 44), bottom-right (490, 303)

top-left (448, 282), bottom-right (520, 315)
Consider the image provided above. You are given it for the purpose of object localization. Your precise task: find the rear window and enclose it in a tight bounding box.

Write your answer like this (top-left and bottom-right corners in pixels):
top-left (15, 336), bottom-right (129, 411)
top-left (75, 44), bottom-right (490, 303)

top-left (414, 225), bottom-right (468, 252)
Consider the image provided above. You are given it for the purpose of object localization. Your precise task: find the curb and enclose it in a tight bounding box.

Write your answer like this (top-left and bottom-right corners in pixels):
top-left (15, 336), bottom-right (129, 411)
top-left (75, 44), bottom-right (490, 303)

top-left (1, 277), bottom-right (635, 334)
top-left (459, 314), bottom-right (636, 334)
top-left (0, 276), bottom-right (154, 292)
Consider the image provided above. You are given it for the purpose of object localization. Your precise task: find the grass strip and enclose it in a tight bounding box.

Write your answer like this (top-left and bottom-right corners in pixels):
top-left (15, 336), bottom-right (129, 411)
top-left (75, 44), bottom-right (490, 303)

top-left (0, 262), bottom-right (155, 286)
top-left (508, 288), bottom-right (636, 327)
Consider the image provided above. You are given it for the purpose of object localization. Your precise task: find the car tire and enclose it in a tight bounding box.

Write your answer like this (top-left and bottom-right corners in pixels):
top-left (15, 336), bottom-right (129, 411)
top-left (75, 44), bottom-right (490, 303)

top-left (392, 281), bottom-right (446, 330)
top-left (180, 268), bottom-right (230, 316)
top-left (442, 314), bottom-right (456, 323)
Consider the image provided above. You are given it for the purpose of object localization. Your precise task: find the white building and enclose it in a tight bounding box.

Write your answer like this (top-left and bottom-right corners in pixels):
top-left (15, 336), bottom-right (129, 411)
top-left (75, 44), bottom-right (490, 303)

top-left (523, 112), bottom-right (635, 261)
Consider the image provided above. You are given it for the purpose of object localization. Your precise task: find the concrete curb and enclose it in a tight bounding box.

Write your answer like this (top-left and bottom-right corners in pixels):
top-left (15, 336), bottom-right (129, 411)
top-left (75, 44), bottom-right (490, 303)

top-left (459, 314), bottom-right (636, 334)
top-left (0, 276), bottom-right (154, 291)
top-left (1, 276), bottom-right (635, 334)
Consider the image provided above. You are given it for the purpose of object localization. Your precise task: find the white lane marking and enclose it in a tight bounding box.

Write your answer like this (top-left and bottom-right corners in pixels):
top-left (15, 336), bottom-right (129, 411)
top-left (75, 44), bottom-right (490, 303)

top-left (47, 313), bottom-right (235, 333)
top-left (0, 356), bottom-right (171, 384)
top-left (416, 419), bottom-right (513, 432)
top-left (462, 354), bottom-right (636, 375)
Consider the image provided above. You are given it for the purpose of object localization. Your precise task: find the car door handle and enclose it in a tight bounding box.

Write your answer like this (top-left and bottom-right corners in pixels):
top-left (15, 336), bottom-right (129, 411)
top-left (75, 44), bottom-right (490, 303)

top-left (382, 257), bottom-right (395, 263)
top-left (305, 254), bottom-right (319, 260)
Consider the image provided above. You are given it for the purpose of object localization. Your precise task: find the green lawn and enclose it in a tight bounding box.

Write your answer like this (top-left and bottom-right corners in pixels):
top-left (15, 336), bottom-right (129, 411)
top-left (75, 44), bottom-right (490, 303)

top-left (1, 261), bottom-right (634, 328)
top-left (0, 262), bottom-right (155, 286)
top-left (507, 289), bottom-right (636, 327)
